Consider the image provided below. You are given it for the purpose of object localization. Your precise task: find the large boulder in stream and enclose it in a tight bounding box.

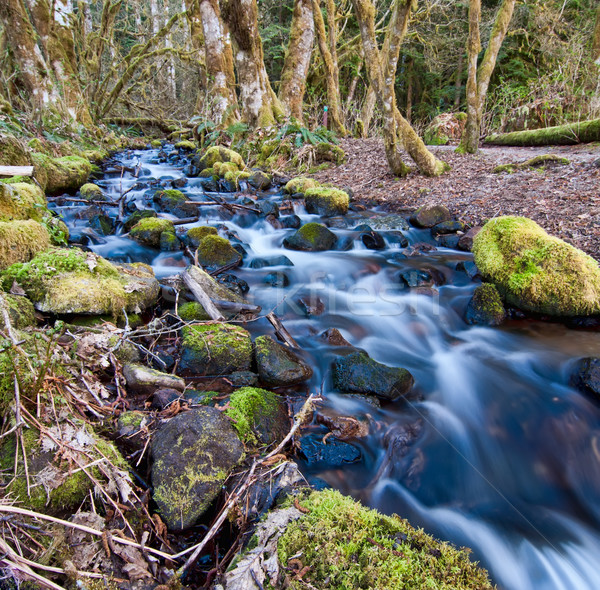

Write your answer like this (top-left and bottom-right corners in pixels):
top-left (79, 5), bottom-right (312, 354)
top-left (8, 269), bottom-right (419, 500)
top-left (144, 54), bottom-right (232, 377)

top-left (304, 187), bottom-right (349, 216)
top-left (472, 216), bottom-right (600, 316)
top-left (30, 153), bottom-right (92, 194)
top-left (153, 189), bottom-right (197, 218)
top-left (332, 351), bottom-right (414, 401)
top-left (0, 248), bottom-right (160, 315)
top-left (254, 335), bottom-right (313, 386)
top-left (129, 217), bottom-right (175, 248)
top-left (151, 407), bottom-right (244, 530)
top-left (283, 222), bottom-right (337, 251)
top-left (196, 235), bottom-right (242, 269)
top-left (179, 322), bottom-right (252, 375)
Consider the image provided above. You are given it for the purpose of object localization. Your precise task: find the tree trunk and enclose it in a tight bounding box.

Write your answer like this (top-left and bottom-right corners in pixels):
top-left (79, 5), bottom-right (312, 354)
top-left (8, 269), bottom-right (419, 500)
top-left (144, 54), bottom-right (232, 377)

top-left (164, 1), bottom-right (177, 101)
top-left (279, 0), bottom-right (314, 122)
top-left (352, 0), bottom-right (447, 177)
top-left (486, 118), bottom-right (600, 146)
top-left (0, 0), bottom-right (64, 120)
top-left (405, 58), bottom-right (413, 124)
top-left (312, 0), bottom-right (346, 134)
top-left (360, 86), bottom-right (376, 136)
top-left (221, 0), bottom-right (283, 128)
top-left (459, 0), bottom-right (516, 153)
top-left (592, 6), bottom-right (600, 64)
top-left (197, 0), bottom-right (238, 124)
top-left (454, 51), bottom-right (463, 110)
top-left (184, 0), bottom-right (208, 110)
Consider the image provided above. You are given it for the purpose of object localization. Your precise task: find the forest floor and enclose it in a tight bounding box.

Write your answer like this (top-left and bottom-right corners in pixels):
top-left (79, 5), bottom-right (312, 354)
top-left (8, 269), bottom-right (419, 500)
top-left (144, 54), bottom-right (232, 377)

top-left (312, 138), bottom-right (600, 261)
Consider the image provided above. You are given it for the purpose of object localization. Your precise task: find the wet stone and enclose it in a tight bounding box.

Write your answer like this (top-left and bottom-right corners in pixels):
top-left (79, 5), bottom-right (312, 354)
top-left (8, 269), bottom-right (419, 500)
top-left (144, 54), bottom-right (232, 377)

top-left (298, 294), bottom-right (325, 316)
top-left (436, 234), bottom-right (461, 249)
top-left (387, 231), bottom-right (409, 248)
top-left (360, 230), bottom-right (386, 250)
top-left (457, 260), bottom-right (481, 280)
top-left (229, 371), bottom-right (259, 387)
top-left (216, 273), bottom-right (249, 295)
top-left (570, 357), bottom-right (600, 401)
top-left (431, 220), bottom-right (465, 237)
top-left (152, 387), bottom-right (183, 409)
top-left (258, 201), bottom-right (279, 218)
top-left (299, 433), bottom-right (361, 466)
top-left (409, 204), bottom-right (452, 228)
top-left (398, 269), bottom-right (435, 289)
top-left (458, 226), bottom-right (482, 251)
top-left (281, 214), bottom-right (301, 229)
top-left (254, 335), bottom-right (313, 386)
top-left (250, 255), bottom-right (294, 269)
top-left (263, 271), bottom-right (290, 288)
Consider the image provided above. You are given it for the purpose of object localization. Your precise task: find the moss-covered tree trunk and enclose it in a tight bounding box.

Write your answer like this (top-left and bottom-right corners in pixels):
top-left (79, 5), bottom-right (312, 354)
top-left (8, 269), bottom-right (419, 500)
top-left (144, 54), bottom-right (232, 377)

top-left (312, 0), bottom-right (346, 135)
top-left (183, 0), bottom-right (208, 112)
top-left (352, 0), bottom-right (447, 177)
top-left (592, 6), bottom-right (600, 64)
top-left (278, 0), bottom-right (315, 122)
top-left (458, 0), bottom-right (516, 153)
top-left (221, 0), bottom-right (283, 128)
top-left (485, 118), bottom-right (600, 146)
top-left (197, 0), bottom-right (238, 124)
top-left (0, 0), bottom-right (65, 120)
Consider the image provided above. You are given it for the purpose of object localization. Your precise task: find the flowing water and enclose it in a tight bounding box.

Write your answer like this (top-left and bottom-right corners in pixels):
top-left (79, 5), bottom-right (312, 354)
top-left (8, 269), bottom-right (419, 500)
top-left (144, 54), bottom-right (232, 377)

top-left (50, 146), bottom-right (600, 590)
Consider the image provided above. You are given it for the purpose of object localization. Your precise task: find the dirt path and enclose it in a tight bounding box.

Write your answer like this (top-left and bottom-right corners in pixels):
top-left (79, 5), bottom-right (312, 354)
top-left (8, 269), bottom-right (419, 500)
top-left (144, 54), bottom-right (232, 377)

top-left (311, 138), bottom-right (600, 260)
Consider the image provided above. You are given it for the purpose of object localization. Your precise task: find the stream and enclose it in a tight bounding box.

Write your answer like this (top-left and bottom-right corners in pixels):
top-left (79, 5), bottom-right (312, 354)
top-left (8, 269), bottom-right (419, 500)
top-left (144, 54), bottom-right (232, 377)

top-left (50, 145), bottom-right (600, 590)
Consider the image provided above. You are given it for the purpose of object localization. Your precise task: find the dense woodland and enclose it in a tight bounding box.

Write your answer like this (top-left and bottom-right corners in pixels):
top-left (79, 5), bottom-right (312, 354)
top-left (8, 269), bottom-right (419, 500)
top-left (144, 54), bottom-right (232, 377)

top-left (0, 0), bottom-right (599, 160)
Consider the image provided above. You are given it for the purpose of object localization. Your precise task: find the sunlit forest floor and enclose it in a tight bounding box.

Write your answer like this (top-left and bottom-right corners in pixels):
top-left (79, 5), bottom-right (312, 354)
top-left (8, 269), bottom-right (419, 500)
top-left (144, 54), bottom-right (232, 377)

top-left (313, 138), bottom-right (600, 260)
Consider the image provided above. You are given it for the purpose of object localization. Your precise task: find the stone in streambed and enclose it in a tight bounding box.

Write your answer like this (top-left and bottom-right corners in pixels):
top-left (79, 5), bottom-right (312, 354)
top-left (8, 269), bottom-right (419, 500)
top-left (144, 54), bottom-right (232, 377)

top-left (431, 220), bottom-right (465, 237)
top-left (409, 204), bottom-right (452, 228)
top-left (196, 235), bottom-right (242, 269)
top-left (129, 217), bottom-right (174, 248)
top-left (185, 225), bottom-right (218, 248)
top-left (250, 255), bottom-right (294, 269)
top-left (465, 284), bottom-right (506, 326)
top-left (304, 187), bottom-right (349, 217)
top-left (151, 407), bottom-right (244, 530)
top-left (254, 335), bottom-right (313, 386)
top-left (283, 222), bottom-right (337, 252)
top-left (332, 351), bottom-right (414, 401)
top-left (153, 189), bottom-right (197, 218)
top-left (179, 323), bottom-right (252, 375)
top-left (458, 226), bottom-right (482, 251)
top-left (570, 357), bottom-right (600, 401)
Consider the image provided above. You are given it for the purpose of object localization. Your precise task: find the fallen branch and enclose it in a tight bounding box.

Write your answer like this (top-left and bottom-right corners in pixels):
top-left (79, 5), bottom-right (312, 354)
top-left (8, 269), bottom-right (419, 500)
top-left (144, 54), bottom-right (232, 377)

top-left (182, 269), bottom-right (225, 321)
top-left (485, 118), bottom-right (600, 146)
top-left (266, 312), bottom-right (299, 349)
top-left (0, 165), bottom-right (34, 177)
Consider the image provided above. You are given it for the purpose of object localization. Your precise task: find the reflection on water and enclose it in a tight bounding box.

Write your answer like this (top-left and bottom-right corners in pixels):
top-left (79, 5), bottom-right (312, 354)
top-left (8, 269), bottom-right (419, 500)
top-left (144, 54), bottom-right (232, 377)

top-left (51, 145), bottom-right (600, 590)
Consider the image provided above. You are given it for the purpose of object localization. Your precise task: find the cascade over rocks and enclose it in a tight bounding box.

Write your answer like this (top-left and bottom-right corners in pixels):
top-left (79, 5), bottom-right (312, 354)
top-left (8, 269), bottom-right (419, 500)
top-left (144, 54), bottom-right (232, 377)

top-left (151, 407), bottom-right (244, 530)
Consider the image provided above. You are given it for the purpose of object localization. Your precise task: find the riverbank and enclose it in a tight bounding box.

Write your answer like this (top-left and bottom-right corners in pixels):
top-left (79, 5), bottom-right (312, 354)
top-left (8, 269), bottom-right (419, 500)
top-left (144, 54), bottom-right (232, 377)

top-left (311, 138), bottom-right (600, 260)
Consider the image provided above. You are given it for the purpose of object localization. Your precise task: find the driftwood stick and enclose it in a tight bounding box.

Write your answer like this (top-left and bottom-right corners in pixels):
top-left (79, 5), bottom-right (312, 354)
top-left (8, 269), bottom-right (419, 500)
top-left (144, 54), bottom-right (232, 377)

top-left (212, 299), bottom-right (261, 314)
top-left (266, 312), bottom-right (299, 348)
top-left (0, 165), bottom-right (34, 177)
top-left (182, 269), bottom-right (225, 321)
top-left (208, 260), bottom-right (243, 277)
top-left (47, 196), bottom-right (119, 206)
top-left (169, 216), bottom-right (200, 226)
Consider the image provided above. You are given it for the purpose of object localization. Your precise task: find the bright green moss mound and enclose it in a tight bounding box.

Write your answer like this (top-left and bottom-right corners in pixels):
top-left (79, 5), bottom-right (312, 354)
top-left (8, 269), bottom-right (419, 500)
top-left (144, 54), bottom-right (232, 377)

top-left (304, 186), bottom-right (349, 216)
top-left (196, 235), bottom-right (242, 268)
top-left (178, 301), bottom-right (210, 321)
top-left (80, 183), bottom-right (105, 201)
top-left (199, 146), bottom-right (245, 170)
top-left (472, 216), bottom-right (600, 316)
top-left (186, 225), bottom-right (218, 248)
top-left (31, 153), bottom-right (92, 194)
top-left (0, 182), bottom-right (47, 222)
top-left (225, 387), bottom-right (280, 446)
top-left (129, 217), bottom-right (175, 248)
top-left (284, 177), bottom-right (319, 195)
top-left (278, 489), bottom-right (493, 590)
top-left (0, 220), bottom-right (51, 270)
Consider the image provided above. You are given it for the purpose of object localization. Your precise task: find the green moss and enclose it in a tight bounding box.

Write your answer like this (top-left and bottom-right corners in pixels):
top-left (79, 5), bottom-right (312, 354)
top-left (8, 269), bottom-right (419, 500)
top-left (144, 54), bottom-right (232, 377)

top-left (175, 140), bottom-right (197, 150)
top-left (154, 188), bottom-right (185, 206)
top-left (150, 139), bottom-right (163, 148)
top-left (160, 230), bottom-right (179, 251)
top-left (178, 301), bottom-right (211, 321)
top-left (31, 153), bottom-right (92, 194)
top-left (0, 135), bottom-right (29, 166)
top-left (196, 235), bottom-right (242, 268)
top-left (284, 177), bottom-right (319, 195)
top-left (199, 146), bottom-right (245, 170)
top-left (278, 489), bottom-right (493, 590)
top-left (0, 220), bottom-right (51, 270)
top-left (186, 225), bottom-right (218, 248)
top-left (224, 387), bottom-right (280, 446)
top-left (0, 182), bottom-right (47, 222)
top-left (129, 217), bottom-right (175, 248)
top-left (79, 183), bottom-right (105, 200)
top-left (472, 216), bottom-right (600, 316)
top-left (304, 186), bottom-right (349, 216)
top-left (486, 118), bottom-right (600, 146)
top-left (315, 142), bottom-right (346, 165)
top-left (492, 164), bottom-right (517, 174)
top-left (1, 292), bottom-right (36, 330)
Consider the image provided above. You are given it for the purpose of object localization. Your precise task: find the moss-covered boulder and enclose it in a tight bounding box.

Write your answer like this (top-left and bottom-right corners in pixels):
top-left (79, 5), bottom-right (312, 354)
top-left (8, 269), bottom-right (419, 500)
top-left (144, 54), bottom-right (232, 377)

top-left (175, 140), bottom-right (196, 151)
top-left (315, 142), bottom-right (346, 165)
top-left (0, 182), bottom-right (47, 222)
top-left (332, 351), bottom-right (414, 401)
top-left (472, 216), bottom-right (600, 316)
top-left (304, 187), bottom-right (349, 217)
top-left (79, 183), bottom-right (106, 201)
top-left (254, 335), bottom-right (313, 386)
top-left (178, 301), bottom-right (211, 321)
top-left (122, 209), bottom-right (157, 233)
top-left (465, 284), bottom-right (506, 326)
top-left (283, 222), bottom-right (337, 251)
top-left (0, 134), bottom-right (30, 166)
top-left (129, 217), bottom-right (175, 248)
top-left (185, 225), bottom-right (218, 248)
top-left (409, 204), bottom-right (452, 228)
top-left (153, 189), bottom-right (197, 218)
top-left (179, 323), bottom-right (252, 375)
top-left (0, 292), bottom-right (36, 330)
top-left (0, 220), bottom-right (51, 270)
top-left (284, 177), bottom-right (318, 195)
top-left (248, 170), bottom-right (272, 190)
top-left (274, 489), bottom-right (493, 590)
top-left (151, 407), bottom-right (244, 530)
top-left (196, 235), bottom-right (242, 269)
top-left (31, 153), bottom-right (92, 194)
top-left (198, 146), bottom-right (245, 171)
top-left (1, 248), bottom-right (160, 315)
top-left (224, 386), bottom-right (289, 446)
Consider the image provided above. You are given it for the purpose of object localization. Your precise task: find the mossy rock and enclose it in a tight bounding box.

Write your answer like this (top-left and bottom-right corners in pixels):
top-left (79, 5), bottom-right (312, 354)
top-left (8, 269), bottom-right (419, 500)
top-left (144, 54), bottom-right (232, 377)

top-left (150, 139), bottom-right (163, 148)
top-left (175, 140), bottom-right (196, 151)
top-left (198, 146), bottom-right (245, 171)
top-left (0, 220), bottom-right (51, 270)
top-left (31, 153), bottom-right (92, 194)
top-left (79, 183), bottom-right (106, 201)
top-left (213, 161), bottom-right (240, 177)
top-left (304, 187), bottom-right (349, 217)
top-left (129, 217), bottom-right (175, 248)
top-left (83, 149), bottom-right (109, 163)
top-left (122, 209), bottom-right (157, 233)
top-left (224, 169), bottom-right (251, 187)
top-left (196, 235), bottom-right (242, 269)
top-left (332, 351), bottom-right (414, 401)
top-left (409, 204), bottom-right (452, 228)
top-left (283, 222), bottom-right (337, 251)
top-left (314, 142), bottom-right (346, 165)
top-left (151, 407), bottom-right (244, 530)
top-left (277, 489), bottom-right (494, 589)
top-left (224, 386), bottom-right (289, 446)
top-left (0, 182), bottom-right (47, 222)
top-left (153, 189), bottom-right (197, 218)
top-left (0, 134), bottom-right (30, 166)
top-left (284, 177), bottom-right (319, 195)
top-left (159, 230), bottom-right (179, 251)
top-left (179, 323), bottom-right (252, 375)
top-left (0, 292), bottom-right (36, 330)
top-left (254, 335), bottom-right (313, 386)
top-left (178, 301), bottom-right (211, 321)
top-left (0, 247), bottom-right (160, 315)
top-left (185, 225), bottom-right (219, 249)
top-left (472, 216), bottom-right (600, 316)
top-left (465, 283), bottom-right (506, 326)
top-left (0, 426), bottom-right (128, 514)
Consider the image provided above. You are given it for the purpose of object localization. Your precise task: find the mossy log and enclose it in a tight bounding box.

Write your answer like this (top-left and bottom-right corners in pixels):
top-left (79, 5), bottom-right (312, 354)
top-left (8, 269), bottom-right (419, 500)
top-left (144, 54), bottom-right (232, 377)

top-left (486, 118), bottom-right (600, 146)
